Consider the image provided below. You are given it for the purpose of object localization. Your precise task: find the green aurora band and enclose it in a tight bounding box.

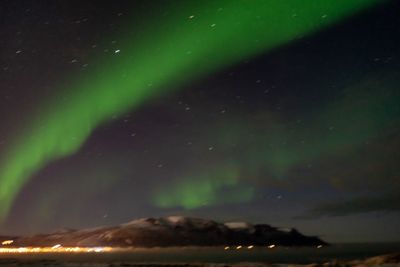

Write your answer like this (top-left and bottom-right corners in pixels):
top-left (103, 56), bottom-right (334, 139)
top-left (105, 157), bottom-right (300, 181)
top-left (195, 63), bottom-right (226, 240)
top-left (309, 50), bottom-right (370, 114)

top-left (154, 167), bottom-right (254, 209)
top-left (155, 72), bottom-right (400, 210)
top-left (0, 0), bottom-right (380, 219)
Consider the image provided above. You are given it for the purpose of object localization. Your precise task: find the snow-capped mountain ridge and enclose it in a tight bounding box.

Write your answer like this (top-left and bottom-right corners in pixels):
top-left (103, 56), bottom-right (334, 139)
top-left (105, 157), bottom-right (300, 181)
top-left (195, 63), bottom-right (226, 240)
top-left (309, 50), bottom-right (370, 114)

top-left (5, 216), bottom-right (327, 247)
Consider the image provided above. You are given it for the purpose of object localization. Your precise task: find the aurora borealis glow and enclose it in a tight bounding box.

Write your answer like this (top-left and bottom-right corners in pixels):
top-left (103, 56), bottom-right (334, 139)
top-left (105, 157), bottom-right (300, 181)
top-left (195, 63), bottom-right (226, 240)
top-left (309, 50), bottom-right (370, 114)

top-left (0, 0), bottom-right (379, 219)
top-left (1, 0), bottom-right (399, 242)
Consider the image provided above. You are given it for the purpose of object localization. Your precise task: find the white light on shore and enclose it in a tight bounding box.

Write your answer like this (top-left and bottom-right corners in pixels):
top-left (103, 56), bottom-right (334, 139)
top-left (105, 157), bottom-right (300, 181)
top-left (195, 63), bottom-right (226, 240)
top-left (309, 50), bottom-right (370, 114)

top-left (1, 240), bottom-right (13, 245)
top-left (268, 244), bottom-right (276, 249)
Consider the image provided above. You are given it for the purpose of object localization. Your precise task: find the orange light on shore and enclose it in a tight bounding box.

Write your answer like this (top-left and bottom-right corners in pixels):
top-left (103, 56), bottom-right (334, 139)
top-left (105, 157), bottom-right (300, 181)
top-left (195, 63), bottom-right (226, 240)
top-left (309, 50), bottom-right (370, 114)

top-left (0, 246), bottom-right (113, 254)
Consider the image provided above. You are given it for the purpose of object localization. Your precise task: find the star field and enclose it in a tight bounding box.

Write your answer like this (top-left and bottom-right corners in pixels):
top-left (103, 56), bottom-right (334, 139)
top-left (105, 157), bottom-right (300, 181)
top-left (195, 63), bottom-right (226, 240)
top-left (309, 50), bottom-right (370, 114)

top-left (0, 0), bottom-right (399, 243)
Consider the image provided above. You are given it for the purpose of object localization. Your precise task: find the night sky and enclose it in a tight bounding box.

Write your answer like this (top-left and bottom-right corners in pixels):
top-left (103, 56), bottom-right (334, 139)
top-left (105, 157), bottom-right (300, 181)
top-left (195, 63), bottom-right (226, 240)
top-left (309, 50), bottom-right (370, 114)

top-left (1, 0), bottom-right (399, 243)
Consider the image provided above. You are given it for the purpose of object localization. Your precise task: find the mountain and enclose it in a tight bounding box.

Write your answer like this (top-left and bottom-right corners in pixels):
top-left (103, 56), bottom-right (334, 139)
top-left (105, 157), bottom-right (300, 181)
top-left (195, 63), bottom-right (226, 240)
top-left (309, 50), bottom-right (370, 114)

top-left (7, 216), bottom-right (327, 247)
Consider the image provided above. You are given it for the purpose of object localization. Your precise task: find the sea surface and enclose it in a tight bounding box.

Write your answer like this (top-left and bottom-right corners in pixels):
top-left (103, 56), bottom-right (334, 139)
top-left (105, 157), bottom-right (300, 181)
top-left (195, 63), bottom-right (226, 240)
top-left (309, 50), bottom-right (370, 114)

top-left (1, 243), bottom-right (399, 264)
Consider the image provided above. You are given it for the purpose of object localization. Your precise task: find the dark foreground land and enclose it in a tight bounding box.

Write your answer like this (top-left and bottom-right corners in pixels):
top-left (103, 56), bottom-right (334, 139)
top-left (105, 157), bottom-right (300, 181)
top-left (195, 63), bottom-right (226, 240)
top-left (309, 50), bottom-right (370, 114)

top-left (1, 244), bottom-right (400, 267)
top-left (0, 252), bottom-right (399, 267)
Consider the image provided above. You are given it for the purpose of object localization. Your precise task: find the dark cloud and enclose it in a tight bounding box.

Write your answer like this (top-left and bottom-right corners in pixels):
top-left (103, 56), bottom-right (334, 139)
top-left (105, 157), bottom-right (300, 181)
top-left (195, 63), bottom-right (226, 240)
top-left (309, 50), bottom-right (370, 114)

top-left (301, 193), bottom-right (400, 219)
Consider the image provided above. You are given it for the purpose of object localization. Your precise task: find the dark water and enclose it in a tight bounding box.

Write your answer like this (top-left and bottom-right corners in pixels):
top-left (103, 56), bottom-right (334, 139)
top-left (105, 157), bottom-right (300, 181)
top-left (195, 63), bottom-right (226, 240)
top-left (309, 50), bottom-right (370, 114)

top-left (1, 243), bottom-right (400, 264)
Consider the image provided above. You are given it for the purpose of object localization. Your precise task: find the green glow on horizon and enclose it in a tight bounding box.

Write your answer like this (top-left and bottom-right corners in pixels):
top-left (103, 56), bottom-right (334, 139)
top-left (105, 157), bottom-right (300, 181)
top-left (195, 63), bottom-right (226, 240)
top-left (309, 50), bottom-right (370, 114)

top-left (215, 72), bottom-right (400, 179)
top-left (0, 0), bottom-right (380, 218)
top-left (154, 167), bottom-right (254, 209)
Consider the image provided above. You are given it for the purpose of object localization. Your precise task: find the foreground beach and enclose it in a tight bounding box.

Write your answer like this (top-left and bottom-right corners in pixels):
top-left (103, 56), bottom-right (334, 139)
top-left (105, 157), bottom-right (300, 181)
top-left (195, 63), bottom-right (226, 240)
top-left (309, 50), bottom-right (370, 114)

top-left (0, 252), bottom-right (399, 267)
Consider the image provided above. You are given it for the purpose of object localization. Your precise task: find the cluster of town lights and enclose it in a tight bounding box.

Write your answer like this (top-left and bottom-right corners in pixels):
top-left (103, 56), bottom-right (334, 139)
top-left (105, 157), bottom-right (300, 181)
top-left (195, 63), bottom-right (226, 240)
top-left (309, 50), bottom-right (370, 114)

top-left (0, 241), bottom-right (113, 254)
top-left (224, 244), bottom-right (276, 250)
top-left (224, 244), bottom-right (323, 250)
top-left (1, 240), bottom-right (323, 253)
